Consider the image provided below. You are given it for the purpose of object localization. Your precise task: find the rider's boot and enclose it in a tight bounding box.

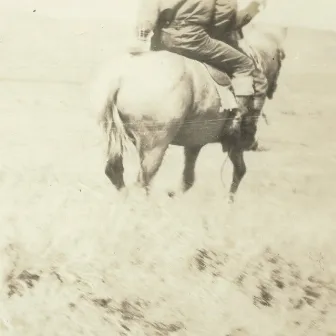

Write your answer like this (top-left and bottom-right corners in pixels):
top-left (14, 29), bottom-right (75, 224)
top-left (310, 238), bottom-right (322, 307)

top-left (226, 94), bottom-right (253, 144)
top-left (241, 95), bottom-right (267, 150)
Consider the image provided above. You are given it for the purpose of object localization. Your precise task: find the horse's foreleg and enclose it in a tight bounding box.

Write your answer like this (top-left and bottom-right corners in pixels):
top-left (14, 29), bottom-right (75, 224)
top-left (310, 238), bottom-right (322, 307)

top-left (182, 145), bottom-right (203, 192)
top-left (105, 154), bottom-right (125, 190)
top-left (138, 145), bottom-right (168, 195)
top-left (228, 147), bottom-right (246, 203)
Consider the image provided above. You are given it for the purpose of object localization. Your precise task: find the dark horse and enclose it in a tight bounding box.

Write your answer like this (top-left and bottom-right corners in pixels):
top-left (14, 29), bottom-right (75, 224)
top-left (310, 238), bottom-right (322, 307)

top-left (90, 24), bottom-right (287, 202)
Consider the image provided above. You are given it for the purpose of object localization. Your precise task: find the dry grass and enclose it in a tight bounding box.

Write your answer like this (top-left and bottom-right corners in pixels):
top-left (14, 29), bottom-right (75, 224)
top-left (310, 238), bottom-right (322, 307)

top-left (0, 12), bottom-right (336, 336)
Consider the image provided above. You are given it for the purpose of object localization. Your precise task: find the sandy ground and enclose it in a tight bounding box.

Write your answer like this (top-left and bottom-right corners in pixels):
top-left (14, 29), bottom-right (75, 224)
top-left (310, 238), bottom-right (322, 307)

top-left (1, 11), bottom-right (336, 336)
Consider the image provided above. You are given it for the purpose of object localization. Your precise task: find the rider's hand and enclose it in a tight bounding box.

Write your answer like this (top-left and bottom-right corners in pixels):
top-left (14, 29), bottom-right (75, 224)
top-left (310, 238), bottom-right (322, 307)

top-left (248, 1), bottom-right (265, 17)
top-left (253, 0), bottom-right (267, 8)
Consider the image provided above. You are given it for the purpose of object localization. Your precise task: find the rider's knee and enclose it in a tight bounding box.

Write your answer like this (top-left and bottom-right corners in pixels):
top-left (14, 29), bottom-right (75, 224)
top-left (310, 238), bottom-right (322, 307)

top-left (253, 70), bottom-right (268, 95)
top-left (245, 57), bottom-right (255, 74)
top-left (236, 57), bottom-right (255, 77)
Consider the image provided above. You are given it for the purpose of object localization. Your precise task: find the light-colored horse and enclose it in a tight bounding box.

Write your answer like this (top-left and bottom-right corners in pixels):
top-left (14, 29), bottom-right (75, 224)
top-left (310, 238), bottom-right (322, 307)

top-left (91, 24), bottom-right (287, 202)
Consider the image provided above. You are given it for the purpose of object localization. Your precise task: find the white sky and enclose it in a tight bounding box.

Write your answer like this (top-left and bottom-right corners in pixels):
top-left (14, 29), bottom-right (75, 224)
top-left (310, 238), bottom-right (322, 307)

top-left (1, 0), bottom-right (335, 31)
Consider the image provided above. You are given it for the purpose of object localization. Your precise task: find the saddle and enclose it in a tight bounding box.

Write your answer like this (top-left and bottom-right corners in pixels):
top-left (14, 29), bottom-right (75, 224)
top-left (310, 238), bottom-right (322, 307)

top-left (203, 63), bottom-right (232, 87)
top-left (202, 63), bottom-right (237, 111)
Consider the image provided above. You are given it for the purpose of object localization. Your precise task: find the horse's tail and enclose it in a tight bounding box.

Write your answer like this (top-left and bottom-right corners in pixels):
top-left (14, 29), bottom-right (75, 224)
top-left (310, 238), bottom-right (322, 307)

top-left (90, 59), bottom-right (133, 161)
top-left (104, 92), bottom-right (133, 162)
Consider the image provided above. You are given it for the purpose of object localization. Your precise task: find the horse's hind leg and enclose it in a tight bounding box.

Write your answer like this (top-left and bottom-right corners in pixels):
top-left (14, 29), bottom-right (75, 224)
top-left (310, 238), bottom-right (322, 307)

top-left (228, 146), bottom-right (246, 203)
top-left (105, 155), bottom-right (125, 190)
top-left (167, 145), bottom-right (202, 198)
top-left (182, 145), bottom-right (203, 192)
top-left (138, 144), bottom-right (168, 194)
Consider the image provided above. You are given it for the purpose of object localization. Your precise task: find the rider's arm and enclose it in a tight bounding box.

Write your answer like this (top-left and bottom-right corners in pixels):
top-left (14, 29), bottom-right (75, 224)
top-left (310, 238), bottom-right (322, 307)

top-left (235, 1), bottom-right (262, 29)
top-left (135, 0), bottom-right (160, 40)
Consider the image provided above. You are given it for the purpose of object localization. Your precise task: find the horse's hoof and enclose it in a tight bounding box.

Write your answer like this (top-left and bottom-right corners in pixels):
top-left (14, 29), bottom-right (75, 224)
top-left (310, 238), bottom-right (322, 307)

top-left (228, 193), bottom-right (235, 204)
top-left (255, 144), bottom-right (269, 152)
top-left (242, 139), bottom-right (259, 151)
top-left (168, 191), bottom-right (176, 198)
top-left (168, 189), bottom-right (186, 199)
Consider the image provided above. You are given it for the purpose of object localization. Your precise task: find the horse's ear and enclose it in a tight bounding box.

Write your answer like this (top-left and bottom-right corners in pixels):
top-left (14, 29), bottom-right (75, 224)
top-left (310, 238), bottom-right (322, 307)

top-left (279, 27), bottom-right (288, 44)
top-left (279, 48), bottom-right (286, 60)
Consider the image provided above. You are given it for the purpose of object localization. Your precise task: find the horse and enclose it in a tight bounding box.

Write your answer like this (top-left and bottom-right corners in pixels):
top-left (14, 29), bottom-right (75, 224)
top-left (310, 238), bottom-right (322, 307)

top-left (90, 23), bottom-right (287, 203)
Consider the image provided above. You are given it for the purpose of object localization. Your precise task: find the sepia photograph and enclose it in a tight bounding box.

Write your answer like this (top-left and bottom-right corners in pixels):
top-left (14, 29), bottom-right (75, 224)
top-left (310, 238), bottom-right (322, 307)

top-left (0, 0), bottom-right (335, 335)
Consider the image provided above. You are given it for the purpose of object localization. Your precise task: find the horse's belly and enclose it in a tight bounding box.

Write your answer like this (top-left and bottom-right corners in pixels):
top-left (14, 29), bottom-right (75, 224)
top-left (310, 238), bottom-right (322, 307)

top-left (172, 112), bottom-right (227, 146)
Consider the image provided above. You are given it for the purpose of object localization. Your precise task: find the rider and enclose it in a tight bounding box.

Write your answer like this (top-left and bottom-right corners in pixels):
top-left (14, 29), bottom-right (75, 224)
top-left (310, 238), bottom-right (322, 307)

top-left (133, 0), bottom-right (256, 142)
top-left (210, 0), bottom-right (268, 149)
